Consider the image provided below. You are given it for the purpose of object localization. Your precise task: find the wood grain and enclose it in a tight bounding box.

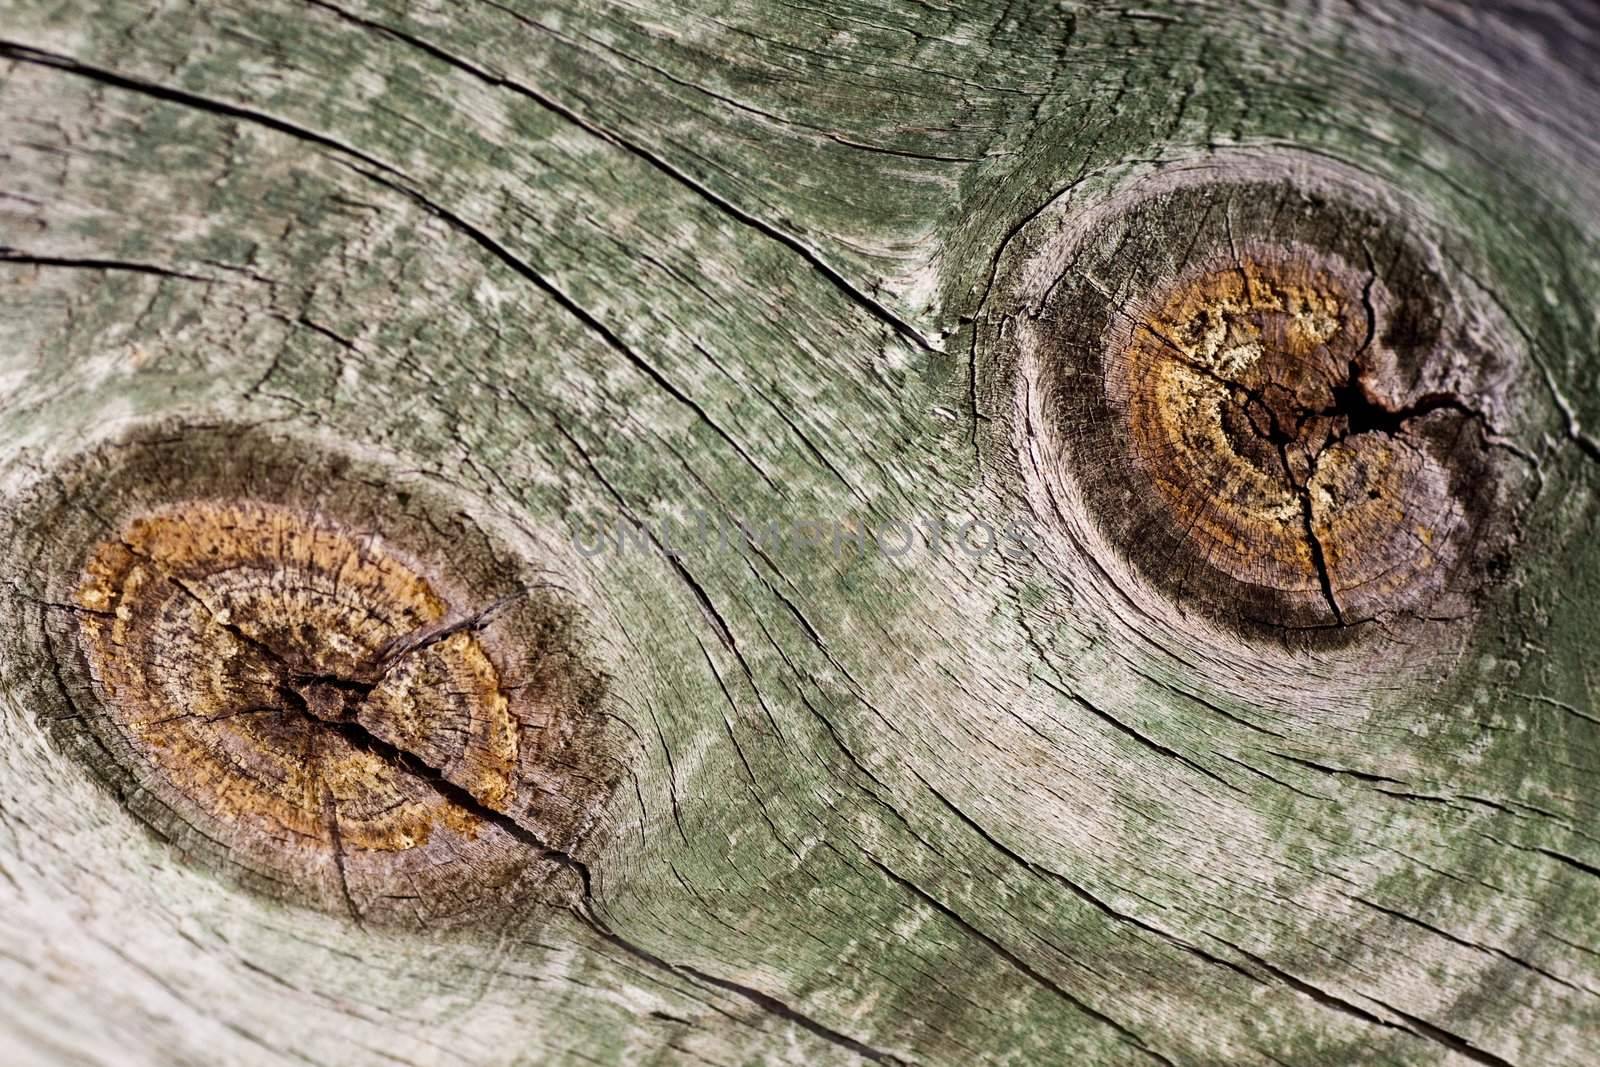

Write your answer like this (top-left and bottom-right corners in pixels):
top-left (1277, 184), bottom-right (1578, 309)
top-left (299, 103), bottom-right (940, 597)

top-left (2, 2), bottom-right (1598, 1065)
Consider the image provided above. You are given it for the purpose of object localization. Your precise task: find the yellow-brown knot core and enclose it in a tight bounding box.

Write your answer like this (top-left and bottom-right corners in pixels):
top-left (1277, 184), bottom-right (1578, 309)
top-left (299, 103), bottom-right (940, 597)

top-left (72, 500), bottom-right (565, 922)
top-left (1106, 252), bottom-right (1484, 631)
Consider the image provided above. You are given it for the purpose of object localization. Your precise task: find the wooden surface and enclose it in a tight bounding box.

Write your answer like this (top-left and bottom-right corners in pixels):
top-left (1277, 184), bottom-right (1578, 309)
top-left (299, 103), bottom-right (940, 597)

top-left (2, 1), bottom-right (1598, 1064)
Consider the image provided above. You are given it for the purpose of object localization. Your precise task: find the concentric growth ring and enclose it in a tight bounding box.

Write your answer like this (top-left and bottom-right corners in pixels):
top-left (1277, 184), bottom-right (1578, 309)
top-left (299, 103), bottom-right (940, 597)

top-left (1007, 168), bottom-right (1527, 642)
top-left (17, 429), bottom-right (617, 926)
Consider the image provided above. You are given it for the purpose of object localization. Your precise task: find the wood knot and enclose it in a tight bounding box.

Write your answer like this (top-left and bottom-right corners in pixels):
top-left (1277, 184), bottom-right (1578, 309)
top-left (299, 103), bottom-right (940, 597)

top-left (1119, 248), bottom-right (1493, 629)
top-left (1005, 172), bottom-right (1529, 644)
top-left (20, 430), bottom-right (618, 927)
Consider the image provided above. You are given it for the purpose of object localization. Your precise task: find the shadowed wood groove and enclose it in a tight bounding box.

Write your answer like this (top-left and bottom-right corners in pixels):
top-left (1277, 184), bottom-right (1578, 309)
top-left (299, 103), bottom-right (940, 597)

top-left (2, 1), bottom-right (1598, 1065)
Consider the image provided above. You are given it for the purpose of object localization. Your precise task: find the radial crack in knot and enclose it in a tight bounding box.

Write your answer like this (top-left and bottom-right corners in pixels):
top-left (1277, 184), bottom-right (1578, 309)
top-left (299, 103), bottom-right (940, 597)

top-left (47, 471), bottom-right (613, 927)
top-left (1013, 178), bottom-right (1529, 647)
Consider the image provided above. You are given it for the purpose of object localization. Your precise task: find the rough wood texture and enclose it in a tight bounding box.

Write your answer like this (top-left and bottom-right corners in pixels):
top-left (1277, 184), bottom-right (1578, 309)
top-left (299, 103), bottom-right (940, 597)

top-left (2, 1), bottom-right (1598, 1065)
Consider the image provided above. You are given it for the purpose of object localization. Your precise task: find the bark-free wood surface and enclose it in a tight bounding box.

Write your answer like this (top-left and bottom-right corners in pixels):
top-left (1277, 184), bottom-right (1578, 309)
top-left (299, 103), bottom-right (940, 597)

top-left (2, 2), bottom-right (1598, 1065)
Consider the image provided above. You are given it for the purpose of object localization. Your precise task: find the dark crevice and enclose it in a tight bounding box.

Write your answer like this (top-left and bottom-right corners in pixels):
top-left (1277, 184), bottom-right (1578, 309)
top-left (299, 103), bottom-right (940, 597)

top-left (155, 549), bottom-right (500, 693)
top-left (121, 542), bottom-right (594, 903)
top-left (277, 678), bottom-right (593, 899)
top-left (1225, 349), bottom-right (1344, 627)
top-left (373, 591), bottom-right (525, 667)
top-left (576, 911), bottom-right (907, 1064)
top-left (1276, 433), bottom-right (1345, 626)
top-left (1352, 895), bottom-right (1591, 996)
top-left (300, 0), bottom-right (938, 355)
top-left (0, 247), bottom-right (217, 282)
top-left (1211, 937), bottom-right (1517, 1066)
top-left (1129, 669), bottom-right (1289, 740)
top-left (347, 158), bottom-right (783, 494)
top-left (1265, 750), bottom-right (1410, 787)
top-left (1355, 249), bottom-right (1379, 359)
top-left (1323, 360), bottom-right (1490, 442)
top-left (360, 161), bottom-right (790, 495)
top-left (319, 774), bottom-right (363, 925)
top-left (0, 42), bottom-right (407, 179)
top-left (1384, 1009), bottom-right (1518, 1067)
top-left (1138, 316), bottom-right (1496, 629)
top-left (920, 780), bottom-right (1261, 983)
top-left (1212, 937), bottom-right (1399, 1030)
top-left (867, 857), bottom-right (1178, 1067)
top-left (1533, 846), bottom-right (1600, 881)
top-left (3, 39), bottom-right (781, 493)
top-left (1054, 683), bottom-right (1242, 793)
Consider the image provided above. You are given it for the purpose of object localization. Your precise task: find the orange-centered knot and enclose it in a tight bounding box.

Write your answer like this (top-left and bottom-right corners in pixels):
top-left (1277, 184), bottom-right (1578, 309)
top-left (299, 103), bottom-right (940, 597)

top-left (1103, 249), bottom-right (1486, 632)
top-left (73, 500), bottom-right (546, 921)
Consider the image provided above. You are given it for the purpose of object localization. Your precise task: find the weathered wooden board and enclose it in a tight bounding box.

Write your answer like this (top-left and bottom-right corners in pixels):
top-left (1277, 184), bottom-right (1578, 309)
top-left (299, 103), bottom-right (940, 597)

top-left (2, 1), bottom-right (1598, 1064)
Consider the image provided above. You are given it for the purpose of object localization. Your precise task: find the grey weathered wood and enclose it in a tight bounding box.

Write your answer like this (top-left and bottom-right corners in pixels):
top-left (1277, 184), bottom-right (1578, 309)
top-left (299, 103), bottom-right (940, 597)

top-left (2, 1), bottom-right (1598, 1064)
